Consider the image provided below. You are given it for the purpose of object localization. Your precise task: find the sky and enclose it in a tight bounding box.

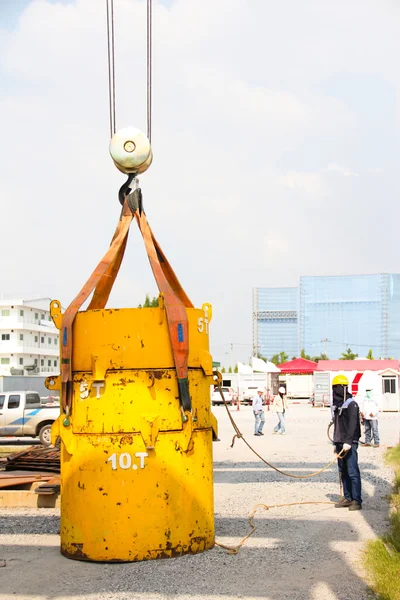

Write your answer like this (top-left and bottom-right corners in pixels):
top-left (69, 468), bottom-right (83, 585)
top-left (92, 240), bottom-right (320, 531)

top-left (0, 0), bottom-right (399, 366)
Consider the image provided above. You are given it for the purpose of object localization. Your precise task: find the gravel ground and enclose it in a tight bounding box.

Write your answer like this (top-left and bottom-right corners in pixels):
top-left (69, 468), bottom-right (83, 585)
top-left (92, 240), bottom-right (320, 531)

top-left (0, 404), bottom-right (399, 600)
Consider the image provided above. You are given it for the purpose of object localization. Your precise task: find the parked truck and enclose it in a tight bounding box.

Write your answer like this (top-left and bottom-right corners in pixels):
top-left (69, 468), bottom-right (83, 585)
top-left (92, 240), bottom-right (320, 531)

top-left (279, 374), bottom-right (314, 401)
top-left (0, 390), bottom-right (59, 446)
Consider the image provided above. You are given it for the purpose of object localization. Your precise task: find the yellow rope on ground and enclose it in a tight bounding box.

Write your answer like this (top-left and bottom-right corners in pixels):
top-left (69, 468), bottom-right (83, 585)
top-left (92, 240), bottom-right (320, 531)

top-left (215, 501), bottom-right (335, 555)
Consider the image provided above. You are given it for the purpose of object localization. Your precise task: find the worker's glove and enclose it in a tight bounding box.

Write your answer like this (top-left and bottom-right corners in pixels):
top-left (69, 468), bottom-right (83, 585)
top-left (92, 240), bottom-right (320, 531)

top-left (343, 443), bottom-right (351, 452)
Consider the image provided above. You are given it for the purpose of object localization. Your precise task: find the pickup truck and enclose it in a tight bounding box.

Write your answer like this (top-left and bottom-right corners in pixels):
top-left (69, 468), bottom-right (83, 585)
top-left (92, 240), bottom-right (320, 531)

top-left (241, 386), bottom-right (260, 405)
top-left (0, 390), bottom-right (59, 446)
top-left (211, 387), bottom-right (233, 406)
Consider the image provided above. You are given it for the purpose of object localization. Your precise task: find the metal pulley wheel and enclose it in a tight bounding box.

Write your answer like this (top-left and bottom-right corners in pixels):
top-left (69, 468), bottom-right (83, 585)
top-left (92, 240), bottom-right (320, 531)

top-left (109, 127), bottom-right (152, 175)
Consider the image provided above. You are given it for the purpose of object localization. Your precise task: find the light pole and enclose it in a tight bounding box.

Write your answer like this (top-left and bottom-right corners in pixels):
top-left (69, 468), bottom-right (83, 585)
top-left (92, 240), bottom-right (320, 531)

top-left (321, 338), bottom-right (330, 356)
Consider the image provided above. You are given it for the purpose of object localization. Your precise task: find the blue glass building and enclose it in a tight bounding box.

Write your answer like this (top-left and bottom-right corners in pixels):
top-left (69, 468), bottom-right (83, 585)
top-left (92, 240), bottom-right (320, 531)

top-left (253, 274), bottom-right (400, 360)
top-left (252, 287), bottom-right (298, 359)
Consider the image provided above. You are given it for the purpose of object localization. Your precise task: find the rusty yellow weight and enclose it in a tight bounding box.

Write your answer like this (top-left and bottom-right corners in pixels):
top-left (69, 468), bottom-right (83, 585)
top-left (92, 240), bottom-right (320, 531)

top-left (48, 301), bottom-right (217, 562)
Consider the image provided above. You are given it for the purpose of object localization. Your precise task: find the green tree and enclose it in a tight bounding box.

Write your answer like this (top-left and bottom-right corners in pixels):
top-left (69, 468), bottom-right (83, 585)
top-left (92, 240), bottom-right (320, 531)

top-left (291, 356), bottom-right (297, 360)
top-left (280, 352), bottom-right (289, 363)
top-left (271, 351), bottom-right (289, 365)
top-left (366, 349), bottom-right (374, 360)
top-left (228, 366), bottom-right (232, 373)
top-left (233, 365), bottom-right (238, 373)
top-left (138, 294), bottom-right (159, 308)
top-left (340, 347), bottom-right (358, 360)
top-left (301, 348), bottom-right (311, 360)
top-left (221, 367), bottom-right (226, 373)
top-left (311, 353), bottom-right (329, 362)
top-left (256, 352), bottom-right (268, 362)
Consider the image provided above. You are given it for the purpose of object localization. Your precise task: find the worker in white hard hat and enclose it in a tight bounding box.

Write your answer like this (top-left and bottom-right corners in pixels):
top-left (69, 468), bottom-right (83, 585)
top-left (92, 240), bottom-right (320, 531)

top-left (360, 388), bottom-right (380, 448)
top-left (252, 389), bottom-right (265, 436)
top-left (272, 386), bottom-right (288, 435)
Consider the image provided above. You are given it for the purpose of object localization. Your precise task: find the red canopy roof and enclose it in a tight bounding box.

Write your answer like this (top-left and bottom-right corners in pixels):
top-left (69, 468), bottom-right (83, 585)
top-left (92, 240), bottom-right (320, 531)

top-left (278, 358), bottom-right (318, 374)
top-left (316, 359), bottom-right (400, 372)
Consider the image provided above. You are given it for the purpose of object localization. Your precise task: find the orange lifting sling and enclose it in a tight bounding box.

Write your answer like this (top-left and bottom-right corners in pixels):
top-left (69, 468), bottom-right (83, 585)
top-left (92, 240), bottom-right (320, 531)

top-left (60, 185), bottom-right (193, 416)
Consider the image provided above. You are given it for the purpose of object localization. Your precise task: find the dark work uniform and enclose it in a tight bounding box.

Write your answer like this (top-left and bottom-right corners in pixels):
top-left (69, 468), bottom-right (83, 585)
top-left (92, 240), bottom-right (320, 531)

top-left (332, 388), bottom-right (362, 505)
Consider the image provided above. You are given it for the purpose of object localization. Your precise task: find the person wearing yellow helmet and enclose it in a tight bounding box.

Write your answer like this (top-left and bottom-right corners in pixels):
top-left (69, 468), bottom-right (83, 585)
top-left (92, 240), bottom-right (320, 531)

top-left (332, 374), bottom-right (349, 386)
top-left (331, 373), bottom-right (362, 511)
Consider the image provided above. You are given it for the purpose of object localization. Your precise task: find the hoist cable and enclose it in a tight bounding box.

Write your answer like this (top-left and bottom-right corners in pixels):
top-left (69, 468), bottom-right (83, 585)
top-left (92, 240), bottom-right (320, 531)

top-left (146, 0), bottom-right (152, 143)
top-left (105, 0), bottom-right (116, 138)
top-left (105, 0), bottom-right (152, 142)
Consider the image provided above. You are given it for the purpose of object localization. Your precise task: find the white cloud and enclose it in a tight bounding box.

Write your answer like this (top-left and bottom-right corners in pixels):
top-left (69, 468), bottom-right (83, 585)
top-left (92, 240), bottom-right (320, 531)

top-left (279, 172), bottom-right (322, 195)
top-left (0, 0), bottom-right (400, 363)
top-left (326, 163), bottom-right (359, 177)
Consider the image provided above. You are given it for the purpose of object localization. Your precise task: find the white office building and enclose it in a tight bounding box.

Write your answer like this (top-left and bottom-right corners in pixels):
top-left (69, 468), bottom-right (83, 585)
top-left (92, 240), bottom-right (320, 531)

top-left (0, 297), bottom-right (60, 376)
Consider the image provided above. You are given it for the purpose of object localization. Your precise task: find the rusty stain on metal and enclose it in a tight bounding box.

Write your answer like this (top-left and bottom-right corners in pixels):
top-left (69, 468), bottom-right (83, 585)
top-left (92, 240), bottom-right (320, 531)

top-left (119, 435), bottom-right (133, 446)
top-left (63, 543), bottom-right (90, 561)
top-left (147, 372), bottom-right (155, 388)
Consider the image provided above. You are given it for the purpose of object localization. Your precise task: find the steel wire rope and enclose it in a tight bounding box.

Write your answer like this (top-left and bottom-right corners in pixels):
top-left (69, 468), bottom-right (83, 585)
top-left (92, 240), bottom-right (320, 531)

top-left (147, 0), bottom-right (152, 143)
top-left (105, 0), bottom-right (116, 138)
top-left (105, 0), bottom-right (153, 142)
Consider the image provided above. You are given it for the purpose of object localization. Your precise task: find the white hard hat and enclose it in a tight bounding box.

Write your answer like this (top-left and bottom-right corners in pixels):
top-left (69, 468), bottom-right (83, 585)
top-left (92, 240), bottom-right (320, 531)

top-left (278, 386), bottom-right (286, 394)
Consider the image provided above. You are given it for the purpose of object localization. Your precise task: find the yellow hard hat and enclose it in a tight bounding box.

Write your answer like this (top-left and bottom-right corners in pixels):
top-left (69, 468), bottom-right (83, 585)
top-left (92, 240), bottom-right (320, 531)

top-left (332, 374), bottom-right (348, 386)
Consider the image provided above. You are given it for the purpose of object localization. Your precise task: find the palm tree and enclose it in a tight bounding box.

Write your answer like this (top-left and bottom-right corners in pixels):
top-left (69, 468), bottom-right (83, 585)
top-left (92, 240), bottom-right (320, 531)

top-left (340, 348), bottom-right (358, 360)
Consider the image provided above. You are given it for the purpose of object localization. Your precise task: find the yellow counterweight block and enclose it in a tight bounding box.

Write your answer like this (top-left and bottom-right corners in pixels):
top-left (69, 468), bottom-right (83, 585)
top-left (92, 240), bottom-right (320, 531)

top-left (50, 304), bottom-right (217, 562)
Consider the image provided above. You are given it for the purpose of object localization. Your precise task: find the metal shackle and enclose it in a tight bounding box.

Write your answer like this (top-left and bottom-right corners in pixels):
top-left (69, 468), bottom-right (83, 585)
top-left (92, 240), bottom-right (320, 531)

top-left (109, 127), bottom-right (153, 175)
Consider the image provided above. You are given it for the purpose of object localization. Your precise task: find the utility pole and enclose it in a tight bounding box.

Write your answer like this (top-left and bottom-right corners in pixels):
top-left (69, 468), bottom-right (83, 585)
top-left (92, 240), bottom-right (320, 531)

top-left (321, 338), bottom-right (330, 355)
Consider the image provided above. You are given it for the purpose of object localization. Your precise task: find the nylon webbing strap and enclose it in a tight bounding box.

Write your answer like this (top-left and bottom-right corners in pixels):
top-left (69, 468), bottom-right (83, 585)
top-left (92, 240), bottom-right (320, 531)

top-left (60, 188), bottom-right (192, 413)
top-left (88, 233), bottom-right (129, 310)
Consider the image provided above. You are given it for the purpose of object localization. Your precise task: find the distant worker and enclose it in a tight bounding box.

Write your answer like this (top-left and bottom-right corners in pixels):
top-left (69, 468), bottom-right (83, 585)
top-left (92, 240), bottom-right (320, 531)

top-left (331, 374), bottom-right (362, 511)
top-left (361, 388), bottom-right (380, 447)
top-left (253, 389), bottom-right (265, 436)
top-left (272, 386), bottom-right (287, 435)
